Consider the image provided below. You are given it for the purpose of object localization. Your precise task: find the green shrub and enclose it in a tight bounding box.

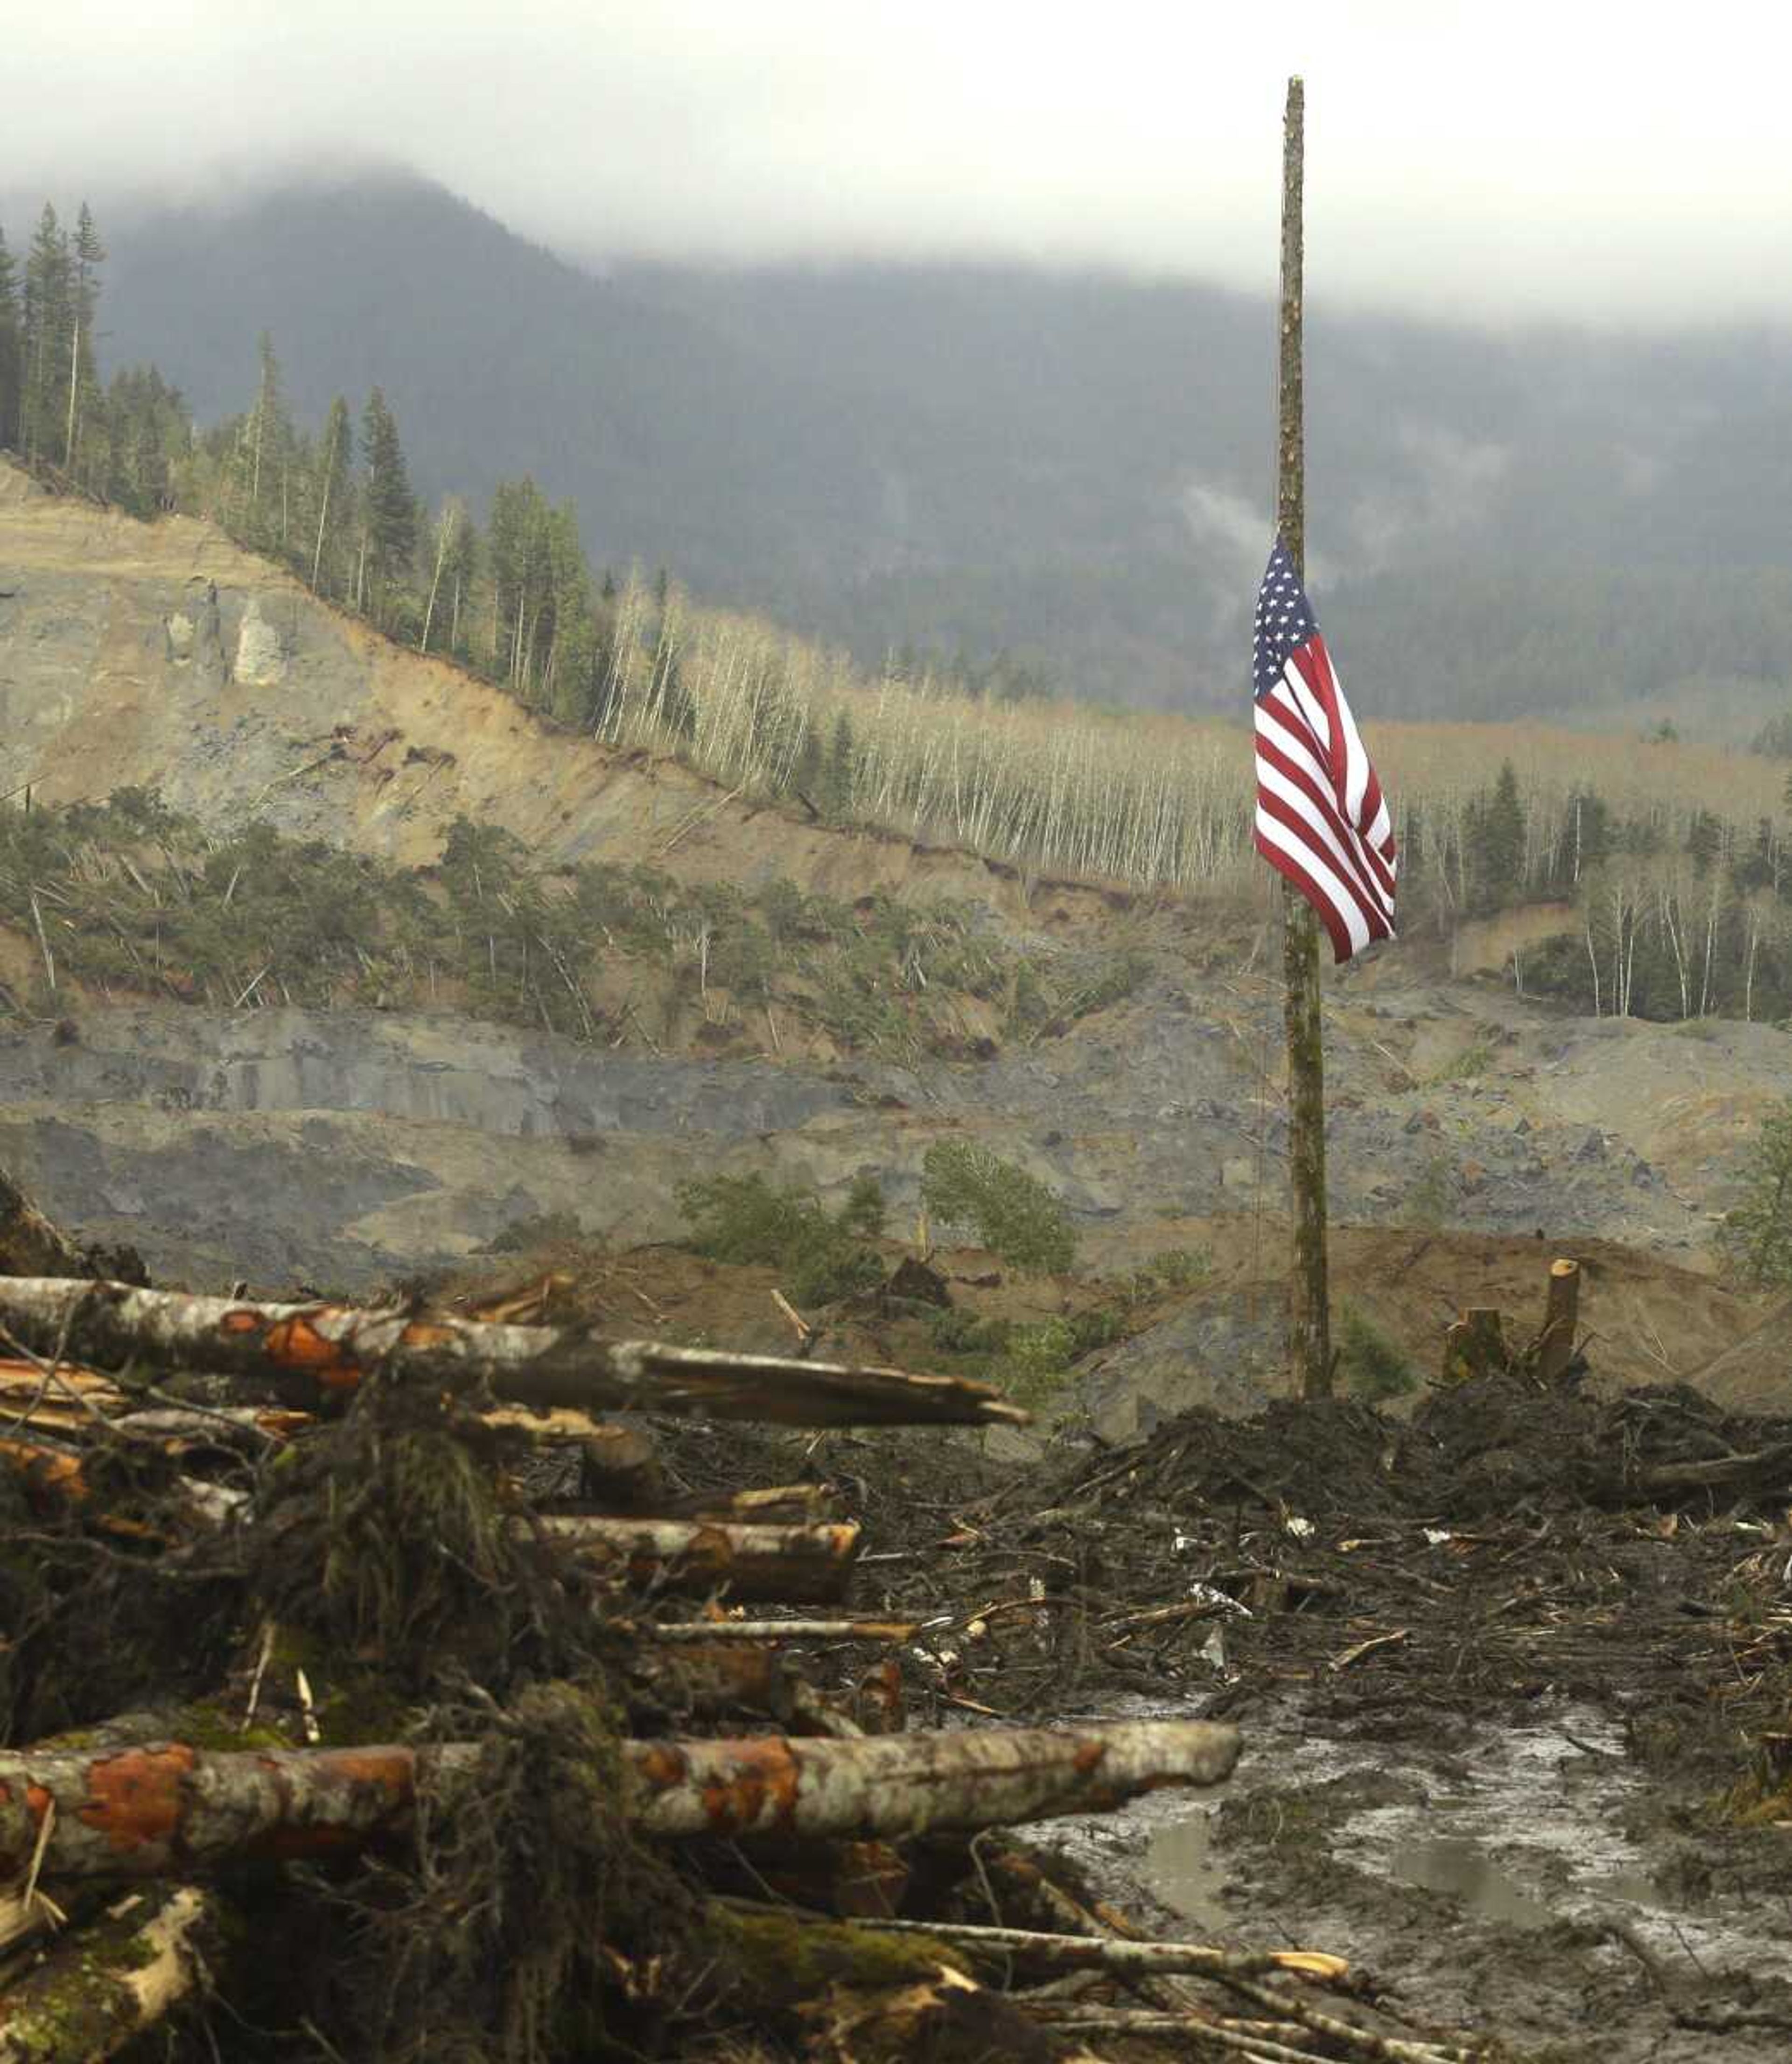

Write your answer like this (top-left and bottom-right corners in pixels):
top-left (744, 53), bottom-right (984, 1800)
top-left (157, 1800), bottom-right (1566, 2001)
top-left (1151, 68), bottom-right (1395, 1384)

top-left (919, 1140), bottom-right (1077, 1273)
top-left (1715, 1099), bottom-right (1792, 1290)
top-left (1403, 1150), bottom-right (1455, 1231)
top-left (994, 1318), bottom-right (1079, 1405)
top-left (1336, 1302), bottom-right (1417, 1401)
top-left (674, 1172), bottom-right (887, 1308)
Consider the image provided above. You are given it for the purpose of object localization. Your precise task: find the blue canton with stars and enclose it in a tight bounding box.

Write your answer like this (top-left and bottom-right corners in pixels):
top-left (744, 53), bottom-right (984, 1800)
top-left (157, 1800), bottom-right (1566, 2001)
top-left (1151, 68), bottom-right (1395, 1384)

top-left (1253, 538), bottom-right (1320, 701)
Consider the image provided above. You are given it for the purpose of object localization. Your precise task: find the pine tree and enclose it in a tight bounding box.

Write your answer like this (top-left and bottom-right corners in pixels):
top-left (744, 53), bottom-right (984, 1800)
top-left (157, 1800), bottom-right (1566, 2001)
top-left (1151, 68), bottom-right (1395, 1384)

top-left (63, 203), bottom-right (105, 476)
top-left (310, 397), bottom-right (354, 597)
top-left (823, 710), bottom-right (857, 820)
top-left (357, 387), bottom-right (417, 626)
top-left (1477, 759), bottom-right (1525, 913)
top-left (21, 204), bottom-right (70, 465)
top-left (245, 333), bottom-right (294, 549)
top-left (0, 225), bottom-right (20, 452)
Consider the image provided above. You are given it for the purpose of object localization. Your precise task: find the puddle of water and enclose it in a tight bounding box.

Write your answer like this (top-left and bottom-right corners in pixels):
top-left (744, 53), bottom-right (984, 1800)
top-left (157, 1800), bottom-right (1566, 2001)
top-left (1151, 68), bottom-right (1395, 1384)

top-left (1390, 1835), bottom-right (1554, 1931)
top-left (1143, 1805), bottom-right (1232, 1935)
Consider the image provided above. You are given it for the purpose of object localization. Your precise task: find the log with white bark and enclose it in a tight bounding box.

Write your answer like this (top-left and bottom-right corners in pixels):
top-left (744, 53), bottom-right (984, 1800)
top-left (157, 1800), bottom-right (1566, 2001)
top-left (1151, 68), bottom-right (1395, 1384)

top-left (0, 1278), bottom-right (1025, 1426)
top-left (537, 1515), bottom-right (861, 1602)
top-left (637, 1618), bottom-right (919, 1645)
top-left (0, 1718), bottom-right (1239, 1877)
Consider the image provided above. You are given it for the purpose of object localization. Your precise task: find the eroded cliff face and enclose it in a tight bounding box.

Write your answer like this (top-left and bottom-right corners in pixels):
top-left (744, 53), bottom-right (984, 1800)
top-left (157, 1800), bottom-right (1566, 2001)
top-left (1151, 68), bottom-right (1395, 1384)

top-left (0, 460), bottom-right (1079, 913)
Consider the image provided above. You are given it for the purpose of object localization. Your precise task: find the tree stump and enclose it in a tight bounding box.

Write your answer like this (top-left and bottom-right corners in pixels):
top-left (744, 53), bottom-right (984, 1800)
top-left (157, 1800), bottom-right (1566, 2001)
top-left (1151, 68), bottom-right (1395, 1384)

top-left (1535, 1258), bottom-right (1582, 1381)
top-left (1440, 1306), bottom-right (1506, 1384)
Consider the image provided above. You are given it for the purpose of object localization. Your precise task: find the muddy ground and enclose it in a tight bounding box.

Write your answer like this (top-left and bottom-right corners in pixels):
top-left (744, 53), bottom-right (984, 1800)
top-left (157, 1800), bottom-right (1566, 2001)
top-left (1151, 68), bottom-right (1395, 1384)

top-left (609, 1308), bottom-right (1792, 2064)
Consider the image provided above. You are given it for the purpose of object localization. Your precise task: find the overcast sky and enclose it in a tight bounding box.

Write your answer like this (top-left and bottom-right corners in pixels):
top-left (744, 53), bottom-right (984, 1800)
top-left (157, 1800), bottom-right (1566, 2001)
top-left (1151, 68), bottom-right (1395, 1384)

top-left (7, 0), bottom-right (1790, 323)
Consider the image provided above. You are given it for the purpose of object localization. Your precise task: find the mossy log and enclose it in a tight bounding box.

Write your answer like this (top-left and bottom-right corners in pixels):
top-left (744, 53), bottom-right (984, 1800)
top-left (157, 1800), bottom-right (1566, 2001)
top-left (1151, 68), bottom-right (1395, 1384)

top-left (538, 1515), bottom-right (861, 1602)
top-left (0, 1719), bottom-right (1239, 1878)
top-left (0, 1278), bottom-right (1026, 1426)
top-left (710, 1902), bottom-right (970, 2010)
top-left (0, 1884), bottom-right (220, 2064)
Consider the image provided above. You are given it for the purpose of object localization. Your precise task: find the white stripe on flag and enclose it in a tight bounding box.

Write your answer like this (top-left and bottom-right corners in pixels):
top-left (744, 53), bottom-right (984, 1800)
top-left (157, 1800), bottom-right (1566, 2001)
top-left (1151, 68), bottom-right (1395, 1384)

top-left (1253, 811), bottom-right (1376, 960)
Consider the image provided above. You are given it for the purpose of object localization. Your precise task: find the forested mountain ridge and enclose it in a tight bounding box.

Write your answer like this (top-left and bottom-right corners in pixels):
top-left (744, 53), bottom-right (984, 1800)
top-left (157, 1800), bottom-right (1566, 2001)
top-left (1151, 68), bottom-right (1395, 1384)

top-left (52, 167), bottom-right (1792, 730)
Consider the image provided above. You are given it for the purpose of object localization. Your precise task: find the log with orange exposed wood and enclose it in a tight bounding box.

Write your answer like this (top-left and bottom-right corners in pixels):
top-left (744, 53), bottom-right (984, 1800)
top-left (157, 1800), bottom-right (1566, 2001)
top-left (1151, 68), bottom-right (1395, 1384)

top-left (0, 1278), bottom-right (1025, 1426)
top-left (537, 1515), bottom-right (861, 1602)
top-left (0, 1718), bottom-right (1239, 1878)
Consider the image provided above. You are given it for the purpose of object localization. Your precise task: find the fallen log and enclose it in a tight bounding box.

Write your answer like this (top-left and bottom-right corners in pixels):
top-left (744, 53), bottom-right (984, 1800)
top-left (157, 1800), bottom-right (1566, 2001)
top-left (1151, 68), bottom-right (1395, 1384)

top-left (669, 1482), bottom-right (842, 1523)
top-left (0, 1278), bottom-right (1026, 1427)
top-left (843, 1917), bottom-right (1343, 1986)
top-left (854, 1923), bottom-right (1463, 2064)
top-left (0, 1718), bottom-right (1239, 1877)
top-left (0, 1885), bottom-right (220, 2064)
top-left (630, 1717), bottom-right (1241, 1840)
top-left (637, 1618), bottom-right (919, 1645)
top-left (538, 1515), bottom-right (861, 1602)
top-left (1629, 1438), bottom-right (1792, 1501)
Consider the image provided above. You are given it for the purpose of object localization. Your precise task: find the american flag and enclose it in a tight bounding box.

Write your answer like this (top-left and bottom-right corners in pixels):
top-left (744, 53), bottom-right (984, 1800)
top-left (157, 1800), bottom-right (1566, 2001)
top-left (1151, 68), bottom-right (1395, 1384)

top-left (1252, 539), bottom-right (1397, 963)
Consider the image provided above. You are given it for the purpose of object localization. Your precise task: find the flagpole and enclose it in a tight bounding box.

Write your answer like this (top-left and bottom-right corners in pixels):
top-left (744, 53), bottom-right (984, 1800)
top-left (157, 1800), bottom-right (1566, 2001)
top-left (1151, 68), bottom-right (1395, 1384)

top-left (1277, 75), bottom-right (1333, 1400)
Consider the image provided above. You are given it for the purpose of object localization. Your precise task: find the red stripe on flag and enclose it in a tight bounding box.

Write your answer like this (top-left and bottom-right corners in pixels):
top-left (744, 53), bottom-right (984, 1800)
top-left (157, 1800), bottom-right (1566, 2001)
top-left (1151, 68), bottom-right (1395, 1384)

top-left (1254, 736), bottom-right (1395, 928)
top-left (1254, 827), bottom-right (1355, 964)
top-left (1256, 687), bottom-right (1398, 908)
top-left (1254, 788), bottom-right (1387, 945)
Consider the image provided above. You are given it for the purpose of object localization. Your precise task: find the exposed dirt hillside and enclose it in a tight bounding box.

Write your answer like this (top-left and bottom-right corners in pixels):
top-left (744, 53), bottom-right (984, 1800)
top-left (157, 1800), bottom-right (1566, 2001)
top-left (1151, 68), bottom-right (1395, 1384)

top-left (2, 469), bottom-right (1788, 1418)
top-left (0, 460), bottom-right (1116, 922)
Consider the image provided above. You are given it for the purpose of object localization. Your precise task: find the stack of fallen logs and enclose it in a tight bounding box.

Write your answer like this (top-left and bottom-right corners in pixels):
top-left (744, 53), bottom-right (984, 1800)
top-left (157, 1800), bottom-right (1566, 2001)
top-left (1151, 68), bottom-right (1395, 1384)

top-left (0, 1277), bottom-right (1480, 2063)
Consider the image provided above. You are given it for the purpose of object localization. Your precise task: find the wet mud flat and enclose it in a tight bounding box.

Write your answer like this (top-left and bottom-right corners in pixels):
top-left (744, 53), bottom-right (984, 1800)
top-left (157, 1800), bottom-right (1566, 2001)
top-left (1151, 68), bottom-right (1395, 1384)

top-left (823, 1369), bottom-right (1792, 2061)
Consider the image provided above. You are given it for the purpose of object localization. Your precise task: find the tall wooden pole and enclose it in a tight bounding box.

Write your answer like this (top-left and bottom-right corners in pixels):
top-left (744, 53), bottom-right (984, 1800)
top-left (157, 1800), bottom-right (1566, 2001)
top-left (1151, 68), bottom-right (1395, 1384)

top-left (1277, 76), bottom-right (1332, 1400)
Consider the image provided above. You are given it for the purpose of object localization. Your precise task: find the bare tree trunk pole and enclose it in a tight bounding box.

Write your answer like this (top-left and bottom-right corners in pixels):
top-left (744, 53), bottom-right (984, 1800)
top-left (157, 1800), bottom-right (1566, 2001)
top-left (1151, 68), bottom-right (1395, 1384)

top-left (1277, 76), bottom-right (1332, 1401)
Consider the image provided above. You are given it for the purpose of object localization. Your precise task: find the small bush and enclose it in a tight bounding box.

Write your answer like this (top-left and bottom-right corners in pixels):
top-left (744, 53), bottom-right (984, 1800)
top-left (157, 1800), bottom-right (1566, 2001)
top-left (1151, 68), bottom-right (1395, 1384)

top-left (674, 1172), bottom-right (886, 1308)
top-left (1404, 1150), bottom-right (1455, 1231)
top-left (1715, 1098), bottom-right (1792, 1291)
top-left (1337, 1302), bottom-right (1417, 1401)
top-left (919, 1139), bottom-right (1077, 1273)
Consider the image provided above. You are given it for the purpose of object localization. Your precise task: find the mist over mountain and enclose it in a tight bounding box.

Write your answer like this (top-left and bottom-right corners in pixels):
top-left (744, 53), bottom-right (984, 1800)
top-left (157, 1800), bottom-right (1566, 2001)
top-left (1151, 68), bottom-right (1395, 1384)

top-left (78, 171), bottom-right (1792, 728)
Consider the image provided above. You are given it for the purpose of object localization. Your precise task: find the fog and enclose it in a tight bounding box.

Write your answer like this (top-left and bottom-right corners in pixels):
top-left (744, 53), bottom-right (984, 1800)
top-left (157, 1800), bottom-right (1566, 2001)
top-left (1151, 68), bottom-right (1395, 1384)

top-left (6, 0), bottom-right (1790, 323)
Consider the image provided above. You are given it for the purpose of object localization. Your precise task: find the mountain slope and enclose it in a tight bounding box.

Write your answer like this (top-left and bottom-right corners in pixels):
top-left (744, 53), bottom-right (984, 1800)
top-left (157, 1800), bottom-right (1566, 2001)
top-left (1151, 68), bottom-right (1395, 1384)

top-left (60, 170), bottom-right (1792, 724)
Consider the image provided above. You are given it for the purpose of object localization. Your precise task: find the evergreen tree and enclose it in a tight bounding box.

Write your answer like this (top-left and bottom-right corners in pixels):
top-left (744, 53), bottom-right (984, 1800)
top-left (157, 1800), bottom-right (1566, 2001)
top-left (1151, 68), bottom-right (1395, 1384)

top-left (357, 387), bottom-right (417, 625)
top-left (1477, 759), bottom-right (1525, 912)
top-left (0, 225), bottom-right (20, 452)
top-left (21, 204), bottom-right (70, 464)
top-left (244, 333), bottom-right (294, 549)
top-left (822, 709), bottom-right (857, 820)
top-left (63, 202), bottom-right (105, 476)
top-left (310, 396), bottom-right (355, 597)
